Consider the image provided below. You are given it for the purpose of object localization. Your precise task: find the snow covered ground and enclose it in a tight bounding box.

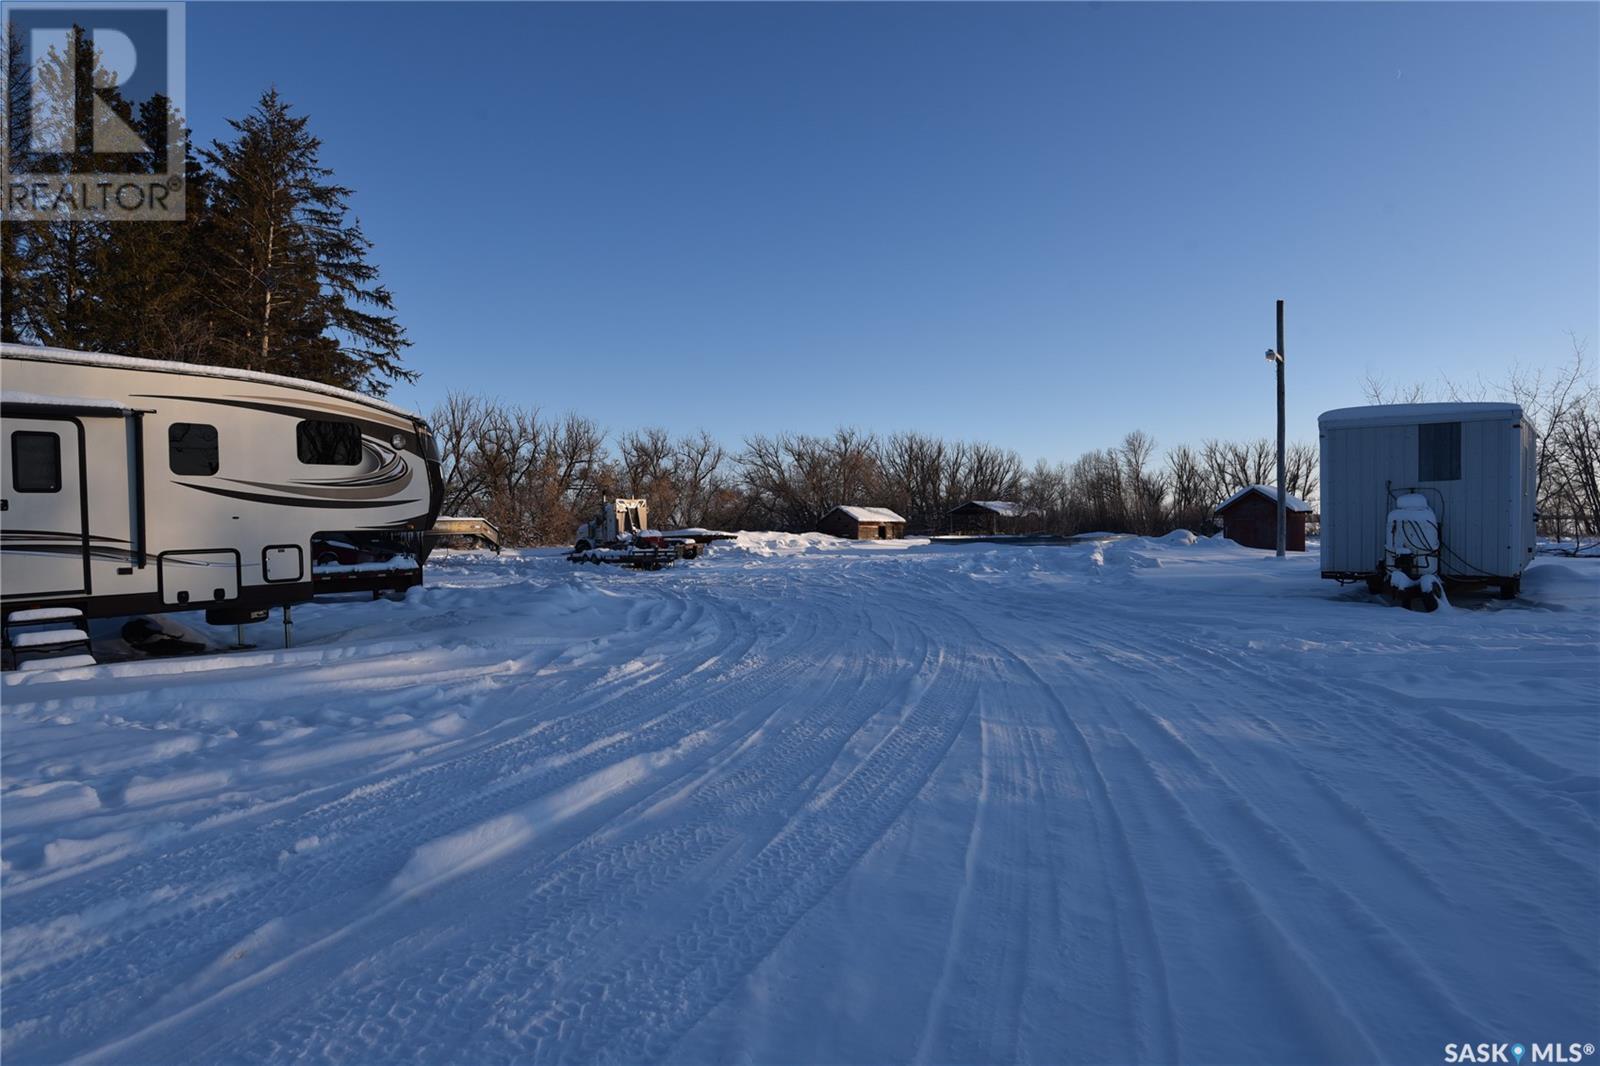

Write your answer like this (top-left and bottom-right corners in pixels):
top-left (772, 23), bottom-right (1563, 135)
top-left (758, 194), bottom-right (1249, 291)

top-left (2, 533), bottom-right (1597, 1065)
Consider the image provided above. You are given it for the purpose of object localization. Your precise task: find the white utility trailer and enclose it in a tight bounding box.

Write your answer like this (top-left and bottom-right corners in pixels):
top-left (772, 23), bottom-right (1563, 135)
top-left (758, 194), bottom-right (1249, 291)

top-left (1318, 402), bottom-right (1537, 605)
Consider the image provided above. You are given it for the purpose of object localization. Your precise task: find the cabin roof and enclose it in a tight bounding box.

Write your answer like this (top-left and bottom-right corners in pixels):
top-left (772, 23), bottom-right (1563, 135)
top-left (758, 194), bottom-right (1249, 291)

top-left (829, 506), bottom-right (906, 524)
top-left (1214, 484), bottom-right (1313, 514)
top-left (1, 344), bottom-right (422, 422)
top-left (1318, 402), bottom-right (1522, 429)
top-left (949, 500), bottom-right (1027, 516)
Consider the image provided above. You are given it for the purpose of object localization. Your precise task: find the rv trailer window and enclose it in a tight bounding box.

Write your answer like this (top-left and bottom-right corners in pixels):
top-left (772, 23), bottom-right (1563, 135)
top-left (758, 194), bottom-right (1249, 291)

top-left (11, 431), bottom-right (61, 492)
top-left (297, 420), bottom-right (363, 465)
top-left (1418, 421), bottom-right (1462, 481)
top-left (169, 423), bottom-right (219, 475)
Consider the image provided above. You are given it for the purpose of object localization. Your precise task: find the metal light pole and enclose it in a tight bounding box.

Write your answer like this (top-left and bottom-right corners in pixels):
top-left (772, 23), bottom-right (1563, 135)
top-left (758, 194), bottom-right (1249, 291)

top-left (1265, 300), bottom-right (1286, 558)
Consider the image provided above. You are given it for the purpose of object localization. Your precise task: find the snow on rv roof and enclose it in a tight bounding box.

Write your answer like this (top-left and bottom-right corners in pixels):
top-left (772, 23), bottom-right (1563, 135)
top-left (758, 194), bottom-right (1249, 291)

top-left (0, 344), bottom-right (422, 421)
top-left (1, 389), bottom-right (131, 412)
top-left (831, 506), bottom-right (906, 523)
top-left (1214, 484), bottom-right (1313, 514)
top-left (1318, 402), bottom-right (1522, 429)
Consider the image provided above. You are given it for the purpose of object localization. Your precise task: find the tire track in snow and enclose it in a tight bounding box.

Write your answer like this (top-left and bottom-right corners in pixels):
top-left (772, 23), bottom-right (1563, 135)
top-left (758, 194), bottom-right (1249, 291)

top-left (1134, 622), bottom-right (1600, 985)
top-left (972, 629), bottom-right (1183, 1065)
top-left (911, 692), bottom-right (1040, 1066)
top-left (936, 565), bottom-right (1383, 1061)
top-left (519, 610), bottom-right (978, 1065)
top-left (232, 608), bottom-right (888, 1063)
top-left (4, 577), bottom-right (794, 1060)
top-left (1011, 599), bottom-right (1518, 1058)
top-left (67, 577), bottom-right (888, 1064)
top-left (1043, 660), bottom-right (1384, 1064)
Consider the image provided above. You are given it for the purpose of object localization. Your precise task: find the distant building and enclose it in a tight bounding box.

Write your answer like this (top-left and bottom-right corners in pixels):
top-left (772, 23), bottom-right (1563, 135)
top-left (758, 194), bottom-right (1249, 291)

top-left (1214, 485), bottom-right (1312, 551)
top-left (818, 506), bottom-right (907, 540)
top-left (946, 500), bottom-right (1035, 535)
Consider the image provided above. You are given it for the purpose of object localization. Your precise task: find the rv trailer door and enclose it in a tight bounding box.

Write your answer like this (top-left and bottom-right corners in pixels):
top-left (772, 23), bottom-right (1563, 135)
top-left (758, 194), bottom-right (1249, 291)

top-left (1, 417), bottom-right (88, 599)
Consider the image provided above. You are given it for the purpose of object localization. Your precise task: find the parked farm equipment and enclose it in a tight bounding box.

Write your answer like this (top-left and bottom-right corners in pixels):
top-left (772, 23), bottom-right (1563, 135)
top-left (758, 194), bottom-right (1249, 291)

top-left (570, 499), bottom-right (700, 569)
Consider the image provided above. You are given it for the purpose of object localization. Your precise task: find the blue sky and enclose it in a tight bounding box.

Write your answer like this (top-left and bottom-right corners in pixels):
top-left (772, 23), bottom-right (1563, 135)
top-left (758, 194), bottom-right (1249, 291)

top-left (186, 2), bottom-right (1599, 461)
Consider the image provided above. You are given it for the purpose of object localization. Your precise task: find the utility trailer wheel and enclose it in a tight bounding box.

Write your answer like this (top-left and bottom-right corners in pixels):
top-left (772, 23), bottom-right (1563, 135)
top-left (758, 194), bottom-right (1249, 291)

top-left (1365, 573), bottom-right (1386, 596)
top-left (574, 540), bottom-right (592, 553)
top-left (1498, 578), bottom-right (1520, 600)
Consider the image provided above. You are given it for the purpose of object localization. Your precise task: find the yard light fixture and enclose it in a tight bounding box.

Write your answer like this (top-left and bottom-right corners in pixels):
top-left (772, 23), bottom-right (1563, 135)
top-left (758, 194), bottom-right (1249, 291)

top-left (1266, 349), bottom-right (1282, 363)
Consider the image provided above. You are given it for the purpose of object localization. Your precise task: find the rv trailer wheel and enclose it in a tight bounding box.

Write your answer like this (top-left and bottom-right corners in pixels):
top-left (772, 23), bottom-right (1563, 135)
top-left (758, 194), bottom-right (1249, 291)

top-left (1498, 578), bottom-right (1520, 599)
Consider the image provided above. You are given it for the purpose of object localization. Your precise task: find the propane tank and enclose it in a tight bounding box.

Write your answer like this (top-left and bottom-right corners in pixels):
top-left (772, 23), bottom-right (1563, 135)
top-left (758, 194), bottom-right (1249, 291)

top-left (1384, 493), bottom-right (1439, 580)
top-left (1384, 493), bottom-right (1443, 610)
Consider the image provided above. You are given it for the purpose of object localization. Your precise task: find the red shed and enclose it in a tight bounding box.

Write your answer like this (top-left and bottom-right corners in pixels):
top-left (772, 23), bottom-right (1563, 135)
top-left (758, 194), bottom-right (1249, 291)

top-left (1214, 485), bottom-right (1312, 552)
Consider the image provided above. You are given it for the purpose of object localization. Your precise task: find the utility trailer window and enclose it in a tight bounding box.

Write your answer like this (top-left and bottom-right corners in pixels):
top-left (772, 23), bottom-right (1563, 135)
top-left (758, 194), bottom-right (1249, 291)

top-left (10, 431), bottom-right (61, 492)
top-left (297, 419), bottom-right (363, 465)
top-left (169, 423), bottom-right (219, 475)
top-left (1418, 421), bottom-right (1461, 481)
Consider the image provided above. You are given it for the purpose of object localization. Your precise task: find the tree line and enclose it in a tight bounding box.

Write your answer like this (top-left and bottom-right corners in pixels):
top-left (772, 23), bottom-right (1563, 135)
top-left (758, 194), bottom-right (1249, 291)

top-left (2, 31), bottom-right (411, 395)
top-left (431, 391), bottom-right (1320, 545)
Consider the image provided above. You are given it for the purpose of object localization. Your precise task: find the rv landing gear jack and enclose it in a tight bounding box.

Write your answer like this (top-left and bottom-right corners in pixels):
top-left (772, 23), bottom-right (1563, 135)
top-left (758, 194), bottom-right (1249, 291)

top-left (282, 604), bottom-right (294, 649)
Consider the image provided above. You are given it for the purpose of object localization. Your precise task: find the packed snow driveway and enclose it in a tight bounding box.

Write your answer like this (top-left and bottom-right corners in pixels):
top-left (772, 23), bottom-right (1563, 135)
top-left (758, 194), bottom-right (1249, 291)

top-left (3, 534), bottom-right (1597, 1065)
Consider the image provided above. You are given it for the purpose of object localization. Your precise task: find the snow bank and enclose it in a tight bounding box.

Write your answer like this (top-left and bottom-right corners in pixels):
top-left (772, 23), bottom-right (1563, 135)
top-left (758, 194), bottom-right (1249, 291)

top-left (723, 530), bottom-right (926, 556)
top-left (1520, 558), bottom-right (1600, 607)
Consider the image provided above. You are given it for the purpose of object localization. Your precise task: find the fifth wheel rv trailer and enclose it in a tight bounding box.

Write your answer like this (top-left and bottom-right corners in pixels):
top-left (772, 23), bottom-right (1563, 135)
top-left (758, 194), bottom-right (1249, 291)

top-left (1318, 402), bottom-right (1536, 603)
top-left (1, 344), bottom-right (444, 633)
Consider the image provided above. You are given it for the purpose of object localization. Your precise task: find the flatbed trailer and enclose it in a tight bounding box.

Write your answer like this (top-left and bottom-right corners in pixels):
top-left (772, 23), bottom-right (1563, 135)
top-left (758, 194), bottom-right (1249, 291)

top-left (567, 543), bottom-right (688, 570)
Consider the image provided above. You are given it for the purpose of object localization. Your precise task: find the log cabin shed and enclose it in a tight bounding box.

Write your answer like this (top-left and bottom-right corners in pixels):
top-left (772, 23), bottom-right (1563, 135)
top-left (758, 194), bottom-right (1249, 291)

top-left (818, 506), bottom-right (907, 540)
top-left (1214, 485), bottom-right (1312, 551)
top-left (947, 500), bottom-right (1033, 535)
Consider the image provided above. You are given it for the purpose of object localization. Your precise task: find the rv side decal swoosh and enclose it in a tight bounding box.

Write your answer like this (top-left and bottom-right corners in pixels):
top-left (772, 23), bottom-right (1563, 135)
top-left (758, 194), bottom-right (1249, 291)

top-left (1, 544), bottom-right (136, 562)
top-left (1, 530), bottom-right (128, 543)
top-left (0, 543), bottom-right (86, 554)
top-left (135, 394), bottom-right (411, 437)
top-left (176, 482), bottom-right (423, 510)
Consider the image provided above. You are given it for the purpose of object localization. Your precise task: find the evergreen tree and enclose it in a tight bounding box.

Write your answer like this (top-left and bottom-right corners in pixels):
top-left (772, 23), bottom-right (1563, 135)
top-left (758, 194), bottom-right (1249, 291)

top-left (2, 27), bottom-right (112, 348)
top-left (90, 96), bottom-right (212, 359)
top-left (3, 27), bottom-right (27, 342)
top-left (2, 25), bottom-right (191, 352)
top-left (200, 89), bottom-right (411, 395)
